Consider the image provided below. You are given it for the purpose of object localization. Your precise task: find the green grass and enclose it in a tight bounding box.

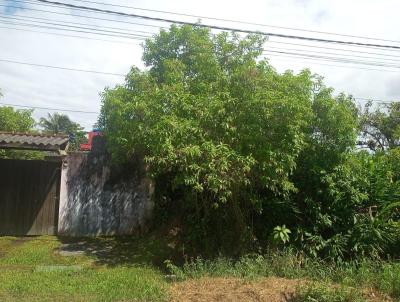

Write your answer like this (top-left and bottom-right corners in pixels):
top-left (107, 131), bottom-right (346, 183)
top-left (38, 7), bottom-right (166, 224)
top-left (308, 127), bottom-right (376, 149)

top-left (0, 267), bottom-right (166, 302)
top-left (0, 236), bottom-right (168, 302)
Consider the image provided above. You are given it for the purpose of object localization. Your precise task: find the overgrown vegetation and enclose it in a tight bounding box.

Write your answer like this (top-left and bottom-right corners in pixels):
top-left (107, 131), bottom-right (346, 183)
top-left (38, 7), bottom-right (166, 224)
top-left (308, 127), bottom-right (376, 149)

top-left (100, 25), bottom-right (400, 260)
top-left (165, 251), bottom-right (400, 300)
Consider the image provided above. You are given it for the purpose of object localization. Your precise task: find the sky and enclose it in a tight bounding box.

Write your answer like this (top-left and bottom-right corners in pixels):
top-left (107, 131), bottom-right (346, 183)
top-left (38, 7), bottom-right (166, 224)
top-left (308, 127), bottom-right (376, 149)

top-left (0, 0), bottom-right (400, 130)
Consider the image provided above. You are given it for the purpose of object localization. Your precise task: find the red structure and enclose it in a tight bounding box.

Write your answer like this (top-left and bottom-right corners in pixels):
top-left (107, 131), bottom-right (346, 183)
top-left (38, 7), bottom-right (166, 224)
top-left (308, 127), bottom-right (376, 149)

top-left (80, 130), bottom-right (103, 151)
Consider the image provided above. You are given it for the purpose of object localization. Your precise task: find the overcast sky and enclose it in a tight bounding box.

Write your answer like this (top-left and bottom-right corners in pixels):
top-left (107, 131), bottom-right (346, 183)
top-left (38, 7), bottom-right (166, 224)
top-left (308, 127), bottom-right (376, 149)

top-left (1, 0), bottom-right (400, 130)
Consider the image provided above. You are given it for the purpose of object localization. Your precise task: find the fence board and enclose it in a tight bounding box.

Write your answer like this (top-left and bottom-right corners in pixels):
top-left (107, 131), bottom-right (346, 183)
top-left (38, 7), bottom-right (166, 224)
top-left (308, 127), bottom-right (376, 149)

top-left (0, 159), bottom-right (61, 235)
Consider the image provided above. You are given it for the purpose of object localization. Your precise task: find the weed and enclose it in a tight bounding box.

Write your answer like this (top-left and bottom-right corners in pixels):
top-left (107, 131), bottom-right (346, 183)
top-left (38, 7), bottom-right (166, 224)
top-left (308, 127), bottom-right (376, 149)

top-left (290, 283), bottom-right (366, 302)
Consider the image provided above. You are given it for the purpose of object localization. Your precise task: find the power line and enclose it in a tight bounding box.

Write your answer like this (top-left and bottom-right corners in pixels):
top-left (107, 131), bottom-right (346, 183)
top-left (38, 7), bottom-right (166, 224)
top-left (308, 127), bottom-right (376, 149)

top-left (5, 2), bottom-right (400, 53)
top-left (0, 59), bottom-right (125, 76)
top-left (65, 0), bottom-right (400, 44)
top-left (263, 50), bottom-right (400, 69)
top-left (34, 0), bottom-right (400, 50)
top-left (4, 14), bottom-right (400, 65)
top-left (266, 40), bottom-right (400, 58)
top-left (266, 54), bottom-right (400, 73)
top-left (0, 15), bottom-right (157, 37)
top-left (1, 12), bottom-right (399, 73)
top-left (0, 4), bottom-right (169, 30)
top-left (4, 17), bottom-right (399, 69)
top-left (3, 21), bottom-right (400, 68)
top-left (0, 19), bottom-right (151, 40)
top-left (0, 14), bottom-right (157, 36)
top-left (7, 16), bottom-right (396, 66)
top-left (0, 102), bottom-right (99, 114)
top-left (0, 25), bottom-right (141, 44)
top-left (5, 12), bottom-right (400, 62)
top-left (265, 46), bottom-right (400, 64)
top-left (355, 97), bottom-right (399, 104)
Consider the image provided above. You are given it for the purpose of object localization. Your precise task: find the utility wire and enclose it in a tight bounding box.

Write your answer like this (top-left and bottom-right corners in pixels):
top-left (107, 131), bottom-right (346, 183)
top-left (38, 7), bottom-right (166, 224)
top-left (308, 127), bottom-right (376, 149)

top-left (59, 0), bottom-right (400, 44)
top-left (0, 4), bottom-right (169, 29)
top-left (4, 12), bottom-right (400, 65)
top-left (5, 12), bottom-right (400, 61)
top-left (0, 59), bottom-right (126, 76)
top-left (33, 0), bottom-right (400, 50)
top-left (263, 50), bottom-right (400, 69)
top-left (0, 19), bottom-right (151, 40)
top-left (265, 46), bottom-right (400, 63)
top-left (266, 40), bottom-right (400, 58)
top-left (4, 18), bottom-right (399, 67)
top-left (3, 19), bottom-right (400, 71)
top-left (5, 15), bottom-right (399, 66)
top-left (0, 102), bottom-right (99, 114)
top-left (0, 25), bottom-right (141, 44)
top-left (4, 3), bottom-right (400, 52)
top-left (266, 54), bottom-right (400, 73)
top-left (4, 15), bottom-right (399, 66)
top-left (0, 14), bottom-right (157, 36)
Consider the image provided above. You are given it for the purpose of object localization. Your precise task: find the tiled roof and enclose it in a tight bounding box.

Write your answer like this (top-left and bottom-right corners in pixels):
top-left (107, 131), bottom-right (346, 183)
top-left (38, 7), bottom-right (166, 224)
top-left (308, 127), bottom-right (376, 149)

top-left (0, 132), bottom-right (69, 151)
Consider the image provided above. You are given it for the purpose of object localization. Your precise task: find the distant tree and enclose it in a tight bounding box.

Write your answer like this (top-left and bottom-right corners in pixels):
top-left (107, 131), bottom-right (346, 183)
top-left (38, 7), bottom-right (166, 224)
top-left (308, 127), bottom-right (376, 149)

top-left (0, 103), bottom-right (40, 159)
top-left (40, 112), bottom-right (82, 134)
top-left (39, 113), bottom-right (86, 150)
top-left (0, 106), bottom-right (35, 132)
top-left (359, 101), bottom-right (400, 150)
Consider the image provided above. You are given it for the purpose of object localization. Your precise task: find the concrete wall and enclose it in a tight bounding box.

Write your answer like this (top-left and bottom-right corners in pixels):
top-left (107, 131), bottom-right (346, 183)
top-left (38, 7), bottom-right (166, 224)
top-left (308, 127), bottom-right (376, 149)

top-left (58, 147), bottom-right (154, 236)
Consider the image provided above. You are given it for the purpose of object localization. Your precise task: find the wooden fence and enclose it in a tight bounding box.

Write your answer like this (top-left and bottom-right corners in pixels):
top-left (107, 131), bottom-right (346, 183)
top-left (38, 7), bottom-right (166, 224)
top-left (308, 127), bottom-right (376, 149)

top-left (0, 159), bottom-right (61, 235)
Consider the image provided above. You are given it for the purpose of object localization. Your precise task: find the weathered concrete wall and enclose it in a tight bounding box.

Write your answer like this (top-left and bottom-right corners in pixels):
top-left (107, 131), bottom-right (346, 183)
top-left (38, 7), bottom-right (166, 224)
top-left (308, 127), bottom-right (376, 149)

top-left (58, 145), bottom-right (154, 236)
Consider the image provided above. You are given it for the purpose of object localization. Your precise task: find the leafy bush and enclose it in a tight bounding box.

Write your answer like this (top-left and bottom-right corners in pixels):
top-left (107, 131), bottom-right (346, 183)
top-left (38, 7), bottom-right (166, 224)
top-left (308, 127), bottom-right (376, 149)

top-left (292, 150), bottom-right (400, 259)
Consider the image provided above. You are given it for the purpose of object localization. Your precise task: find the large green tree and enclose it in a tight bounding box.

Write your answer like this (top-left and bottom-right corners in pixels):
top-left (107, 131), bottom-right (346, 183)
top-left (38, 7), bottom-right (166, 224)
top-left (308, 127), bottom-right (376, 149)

top-left (99, 25), bottom-right (398, 257)
top-left (100, 25), bottom-right (330, 253)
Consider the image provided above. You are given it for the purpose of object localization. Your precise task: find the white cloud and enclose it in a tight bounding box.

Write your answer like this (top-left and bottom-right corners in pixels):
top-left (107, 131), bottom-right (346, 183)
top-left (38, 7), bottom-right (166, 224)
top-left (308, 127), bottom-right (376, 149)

top-left (1, 0), bottom-right (399, 130)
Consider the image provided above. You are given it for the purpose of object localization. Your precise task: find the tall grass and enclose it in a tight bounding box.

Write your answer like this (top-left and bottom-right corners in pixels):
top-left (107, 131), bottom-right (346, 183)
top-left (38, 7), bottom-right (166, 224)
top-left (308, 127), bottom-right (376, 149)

top-left (165, 249), bottom-right (400, 300)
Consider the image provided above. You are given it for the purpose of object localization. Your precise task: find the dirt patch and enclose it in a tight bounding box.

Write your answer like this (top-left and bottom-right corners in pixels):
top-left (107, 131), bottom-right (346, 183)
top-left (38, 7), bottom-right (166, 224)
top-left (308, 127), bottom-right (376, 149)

top-left (170, 277), bottom-right (394, 302)
top-left (169, 277), bottom-right (301, 302)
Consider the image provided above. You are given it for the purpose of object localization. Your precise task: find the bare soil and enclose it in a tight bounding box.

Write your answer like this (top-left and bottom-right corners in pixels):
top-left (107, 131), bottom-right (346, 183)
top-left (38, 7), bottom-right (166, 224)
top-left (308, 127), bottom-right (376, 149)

top-left (169, 277), bottom-right (300, 302)
top-left (169, 277), bottom-right (393, 302)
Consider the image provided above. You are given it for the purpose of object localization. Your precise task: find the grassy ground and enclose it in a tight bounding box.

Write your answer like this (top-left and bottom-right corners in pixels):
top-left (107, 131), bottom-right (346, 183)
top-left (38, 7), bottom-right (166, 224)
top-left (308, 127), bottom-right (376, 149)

top-left (0, 236), bottom-right (399, 302)
top-left (0, 236), bottom-right (167, 302)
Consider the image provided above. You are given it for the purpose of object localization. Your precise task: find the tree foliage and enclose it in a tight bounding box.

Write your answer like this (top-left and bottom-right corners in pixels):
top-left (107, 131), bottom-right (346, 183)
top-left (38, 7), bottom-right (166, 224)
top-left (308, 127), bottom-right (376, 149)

top-left (0, 106), bottom-right (35, 132)
top-left (40, 113), bottom-right (86, 150)
top-left (359, 101), bottom-right (400, 150)
top-left (99, 25), bottom-right (400, 259)
top-left (0, 105), bottom-right (40, 159)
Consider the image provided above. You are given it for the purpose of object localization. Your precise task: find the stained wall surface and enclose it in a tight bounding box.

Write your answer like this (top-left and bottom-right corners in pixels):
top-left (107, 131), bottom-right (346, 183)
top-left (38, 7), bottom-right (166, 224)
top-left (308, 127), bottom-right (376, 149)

top-left (58, 149), bottom-right (154, 236)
